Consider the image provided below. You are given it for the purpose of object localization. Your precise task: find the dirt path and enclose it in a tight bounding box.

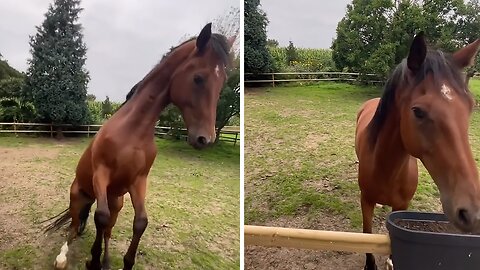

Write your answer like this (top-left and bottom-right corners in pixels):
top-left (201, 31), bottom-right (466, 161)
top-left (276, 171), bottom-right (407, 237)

top-left (245, 211), bottom-right (390, 270)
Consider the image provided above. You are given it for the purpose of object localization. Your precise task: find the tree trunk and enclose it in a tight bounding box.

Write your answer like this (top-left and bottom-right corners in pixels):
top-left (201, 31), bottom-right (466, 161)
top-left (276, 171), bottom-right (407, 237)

top-left (55, 126), bottom-right (64, 140)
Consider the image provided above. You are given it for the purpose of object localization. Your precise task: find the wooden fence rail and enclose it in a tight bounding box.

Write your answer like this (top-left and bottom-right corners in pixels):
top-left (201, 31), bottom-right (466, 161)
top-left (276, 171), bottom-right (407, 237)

top-left (245, 72), bottom-right (480, 87)
top-left (244, 225), bottom-right (391, 255)
top-left (0, 123), bottom-right (240, 146)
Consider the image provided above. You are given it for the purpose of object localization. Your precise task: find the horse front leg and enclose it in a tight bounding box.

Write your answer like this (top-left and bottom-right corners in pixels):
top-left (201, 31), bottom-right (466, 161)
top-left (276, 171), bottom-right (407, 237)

top-left (102, 195), bottom-right (124, 270)
top-left (123, 176), bottom-right (148, 270)
top-left (87, 166), bottom-right (111, 270)
top-left (361, 194), bottom-right (377, 270)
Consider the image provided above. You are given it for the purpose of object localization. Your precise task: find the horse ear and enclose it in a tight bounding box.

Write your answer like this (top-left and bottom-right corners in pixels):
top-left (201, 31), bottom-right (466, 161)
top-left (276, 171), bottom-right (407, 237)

top-left (196, 23), bottom-right (212, 52)
top-left (407, 31), bottom-right (427, 73)
top-left (452, 39), bottom-right (480, 69)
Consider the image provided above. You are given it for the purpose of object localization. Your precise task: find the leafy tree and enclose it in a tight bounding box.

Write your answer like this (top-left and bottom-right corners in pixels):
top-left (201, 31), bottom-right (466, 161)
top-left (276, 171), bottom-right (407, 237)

top-left (331, 0), bottom-right (480, 81)
top-left (388, 1), bottom-right (424, 64)
top-left (0, 77), bottom-right (25, 99)
top-left (267, 39), bottom-right (279, 47)
top-left (86, 93), bottom-right (96, 102)
top-left (86, 100), bottom-right (102, 124)
top-left (25, 0), bottom-right (89, 138)
top-left (101, 96), bottom-right (113, 118)
top-left (458, 0), bottom-right (480, 84)
top-left (158, 105), bottom-right (185, 139)
top-left (0, 59), bottom-right (23, 81)
top-left (0, 97), bottom-right (36, 122)
top-left (213, 7), bottom-right (240, 54)
top-left (245, 0), bottom-right (273, 73)
top-left (331, 0), bottom-right (394, 75)
top-left (216, 59), bottom-right (240, 141)
top-left (422, 0), bottom-right (464, 50)
top-left (285, 41), bottom-right (298, 66)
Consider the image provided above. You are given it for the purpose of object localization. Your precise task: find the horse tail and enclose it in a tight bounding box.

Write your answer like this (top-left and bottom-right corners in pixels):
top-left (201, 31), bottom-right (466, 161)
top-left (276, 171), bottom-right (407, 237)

top-left (42, 208), bottom-right (71, 234)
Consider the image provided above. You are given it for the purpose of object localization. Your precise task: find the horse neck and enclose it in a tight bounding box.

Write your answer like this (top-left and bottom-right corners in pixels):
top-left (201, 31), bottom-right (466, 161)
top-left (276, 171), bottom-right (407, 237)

top-left (121, 44), bottom-right (193, 136)
top-left (372, 106), bottom-right (411, 169)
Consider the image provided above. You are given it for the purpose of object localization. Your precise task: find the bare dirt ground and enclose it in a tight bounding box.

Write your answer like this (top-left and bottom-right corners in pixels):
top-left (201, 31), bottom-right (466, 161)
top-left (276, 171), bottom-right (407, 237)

top-left (0, 138), bottom-right (241, 269)
top-left (245, 211), bottom-right (389, 270)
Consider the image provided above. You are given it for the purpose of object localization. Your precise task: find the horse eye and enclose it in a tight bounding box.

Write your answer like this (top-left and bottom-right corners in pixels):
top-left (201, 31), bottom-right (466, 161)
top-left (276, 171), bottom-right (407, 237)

top-left (193, 74), bottom-right (204, 85)
top-left (412, 107), bottom-right (426, 119)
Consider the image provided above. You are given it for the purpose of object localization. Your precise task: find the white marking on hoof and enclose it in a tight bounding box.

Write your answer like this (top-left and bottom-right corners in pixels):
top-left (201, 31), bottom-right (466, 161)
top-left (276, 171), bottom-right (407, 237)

top-left (54, 241), bottom-right (68, 269)
top-left (386, 258), bottom-right (394, 270)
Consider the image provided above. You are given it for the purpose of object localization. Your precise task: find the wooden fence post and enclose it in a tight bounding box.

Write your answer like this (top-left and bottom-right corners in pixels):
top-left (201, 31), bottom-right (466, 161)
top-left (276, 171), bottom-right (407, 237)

top-left (50, 124), bottom-right (53, 138)
top-left (272, 74), bottom-right (275, 87)
top-left (234, 132), bottom-right (238, 146)
top-left (14, 122), bottom-right (17, 137)
top-left (87, 125), bottom-right (90, 138)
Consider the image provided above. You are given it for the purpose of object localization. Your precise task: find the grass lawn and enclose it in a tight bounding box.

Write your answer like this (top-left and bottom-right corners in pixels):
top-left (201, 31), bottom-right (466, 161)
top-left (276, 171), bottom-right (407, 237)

top-left (0, 136), bottom-right (239, 269)
top-left (245, 79), bottom-right (480, 230)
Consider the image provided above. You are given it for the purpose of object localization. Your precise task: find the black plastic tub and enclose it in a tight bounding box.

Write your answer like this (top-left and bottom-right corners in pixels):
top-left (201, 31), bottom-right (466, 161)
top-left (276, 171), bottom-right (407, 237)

top-left (386, 211), bottom-right (480, 269)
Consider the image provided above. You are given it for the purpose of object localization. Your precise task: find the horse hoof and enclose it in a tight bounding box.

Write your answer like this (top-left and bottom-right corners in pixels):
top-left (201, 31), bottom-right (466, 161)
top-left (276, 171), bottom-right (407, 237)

top-left (53, 259), bottom-right (67, 270)
top-left (363, 264), bottom-right (378, 270)
top-left (86, 260), bottom-right (101, 270)
top-left (386, 258), bottom-right (394, 270)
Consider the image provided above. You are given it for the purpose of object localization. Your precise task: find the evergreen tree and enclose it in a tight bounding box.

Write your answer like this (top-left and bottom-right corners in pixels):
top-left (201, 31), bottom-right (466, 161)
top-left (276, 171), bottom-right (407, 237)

top-left (245, 0), bottom-right (273, 74)
top-left (25, 0), bottom-right (89, 137)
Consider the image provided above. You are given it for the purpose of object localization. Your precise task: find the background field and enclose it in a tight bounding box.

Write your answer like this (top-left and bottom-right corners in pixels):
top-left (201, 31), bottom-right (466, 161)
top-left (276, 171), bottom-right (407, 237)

top-left (245, 79), bottom-right (480, 269)
top-left (0, 137), bottom-right (240, 270)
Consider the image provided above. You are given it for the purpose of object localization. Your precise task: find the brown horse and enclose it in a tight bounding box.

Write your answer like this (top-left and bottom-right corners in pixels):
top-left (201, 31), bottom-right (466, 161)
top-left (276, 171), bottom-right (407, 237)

top-left (355, 32), bottom-right (480, 270)
top-left (45, 23), bottom-right (234, 270)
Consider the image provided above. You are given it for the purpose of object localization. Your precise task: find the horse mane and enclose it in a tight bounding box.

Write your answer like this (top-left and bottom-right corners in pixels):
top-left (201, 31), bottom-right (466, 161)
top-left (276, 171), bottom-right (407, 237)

top-left (367, 49), bottom-right (470, 144)
top-left (122, 33), bottom-right (230, 104)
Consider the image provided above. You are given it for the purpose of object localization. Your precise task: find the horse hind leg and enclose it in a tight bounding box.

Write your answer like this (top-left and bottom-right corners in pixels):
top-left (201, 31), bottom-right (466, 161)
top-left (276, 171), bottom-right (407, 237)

top-left (361, 195), bottom-right (377, 270)
top-left (53, 180), bottom-right (93, 269)
top-left (78, 191), bottom-right (94, 235)
top-left (123, 177), bottom-right (148, 270)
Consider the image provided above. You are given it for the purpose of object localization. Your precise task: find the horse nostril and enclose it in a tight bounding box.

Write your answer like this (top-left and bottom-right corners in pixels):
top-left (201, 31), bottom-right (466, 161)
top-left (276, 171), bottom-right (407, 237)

top-left (197, 136), bottom-right (207, 146)
top-left (458, 208), bottom-right (471, 226)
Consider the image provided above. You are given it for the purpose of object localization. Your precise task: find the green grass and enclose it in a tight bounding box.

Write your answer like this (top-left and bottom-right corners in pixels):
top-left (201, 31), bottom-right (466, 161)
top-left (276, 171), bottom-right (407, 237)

top-left (0, 137), bottom-right (239, 270)
top-left (245, 79), bottom-right (480, 230)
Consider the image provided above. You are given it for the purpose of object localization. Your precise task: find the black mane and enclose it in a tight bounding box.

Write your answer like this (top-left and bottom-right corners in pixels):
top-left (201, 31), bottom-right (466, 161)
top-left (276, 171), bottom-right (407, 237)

top-left (123, 33), bottom-right (230, 103)
top-left (367, 49), bottom-right (469, 144)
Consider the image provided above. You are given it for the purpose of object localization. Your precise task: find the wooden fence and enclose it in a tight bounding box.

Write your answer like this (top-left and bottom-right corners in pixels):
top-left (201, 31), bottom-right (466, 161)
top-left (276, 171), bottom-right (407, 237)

top-left (0, 123), bottom-right (240, 146)
top-left (245, 225), bottom-right (391, 255)
top-left (245, 72), bottom-right (480, 87)
top-left (245, 72), bottom-right (383, 87)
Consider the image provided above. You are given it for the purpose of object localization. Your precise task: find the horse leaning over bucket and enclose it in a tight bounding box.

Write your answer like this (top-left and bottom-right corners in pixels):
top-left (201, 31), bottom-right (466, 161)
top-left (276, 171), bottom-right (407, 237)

top-left (355, 32), bottom-right (480, 270)
top-left (43, 23), bottom-right (235, 270)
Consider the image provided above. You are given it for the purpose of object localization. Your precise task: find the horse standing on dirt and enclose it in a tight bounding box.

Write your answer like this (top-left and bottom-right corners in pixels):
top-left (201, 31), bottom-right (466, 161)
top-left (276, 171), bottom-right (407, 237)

top-left (355, 32), bottom-right (480, 270)
top-left (45, 23), bottom-right (234, 270)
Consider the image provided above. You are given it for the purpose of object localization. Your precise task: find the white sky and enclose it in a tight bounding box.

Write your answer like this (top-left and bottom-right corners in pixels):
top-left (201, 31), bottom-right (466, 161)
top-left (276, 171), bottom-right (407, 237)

top-left (261, 0), bottom-right (351, 49)
top-left (0, 0), bottom-right (238, 101)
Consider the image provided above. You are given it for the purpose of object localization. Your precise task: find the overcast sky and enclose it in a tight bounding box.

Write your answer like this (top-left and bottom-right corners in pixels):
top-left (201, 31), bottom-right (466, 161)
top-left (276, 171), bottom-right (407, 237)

top-left (261, 0), bottom-right (351, 49)
top-left (0, 0), bottom-right (238, 102)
